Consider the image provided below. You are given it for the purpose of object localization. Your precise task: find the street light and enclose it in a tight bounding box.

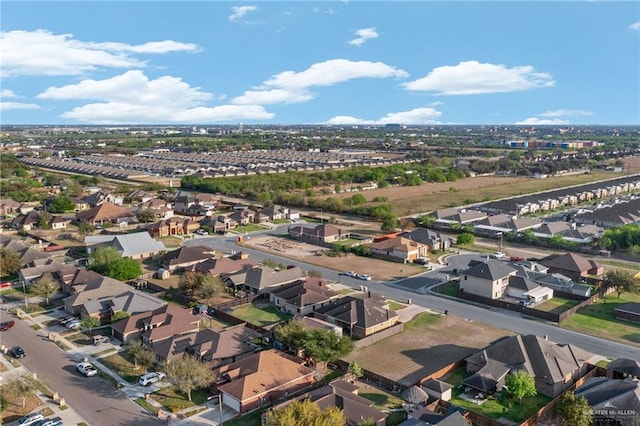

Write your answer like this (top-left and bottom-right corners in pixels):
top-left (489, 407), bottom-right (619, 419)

top-left (496, 232), bottom-right (504, 253)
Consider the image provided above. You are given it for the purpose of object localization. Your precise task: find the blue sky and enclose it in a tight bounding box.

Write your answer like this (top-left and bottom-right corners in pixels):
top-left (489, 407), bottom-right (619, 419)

top-left (1, 1), bottom-right (639, 125)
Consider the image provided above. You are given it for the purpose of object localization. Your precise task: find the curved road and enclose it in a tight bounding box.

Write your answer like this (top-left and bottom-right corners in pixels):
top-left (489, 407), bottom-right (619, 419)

top-left (188, 229), bottom-right (640, 360)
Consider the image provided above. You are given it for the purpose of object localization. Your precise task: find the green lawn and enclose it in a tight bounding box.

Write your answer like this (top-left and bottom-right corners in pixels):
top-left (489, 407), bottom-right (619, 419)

top-left (560, 292), bottom-right (640, 346)
top-left (151, 386), bottom-right (209, 412)
top-left (100, 352), bottom-right (148, 383)
top-left (229, 302), bottom-right (292, 326)
top-left (272, 219), bottom-right (292, 224)
top-left (445, 368), bottom-right (552, 424)
top-left (233, 224), bottom-right (269, 234)
top-left (535, 297), bottom-right (580, 314)
top-left (434, 282), bottom-right (459, 298)
top-left (224, 409), bottom-right (264, 426)
top-left (387, 300), bottom-right (406, 311)
top-left (358, 388), bottom-right (404, 411)
top-left (402, 312), bottom-right (442, 331)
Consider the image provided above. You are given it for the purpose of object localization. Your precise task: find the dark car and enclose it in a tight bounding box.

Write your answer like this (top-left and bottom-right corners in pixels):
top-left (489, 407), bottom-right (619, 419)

top-left (0, 320), bottom-right (15, 331)
top-left (11, 346), bottom-right (26, 358)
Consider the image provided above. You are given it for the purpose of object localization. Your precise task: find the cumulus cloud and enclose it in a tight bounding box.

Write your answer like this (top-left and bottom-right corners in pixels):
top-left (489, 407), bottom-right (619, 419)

top-left (0, 102), bottom-right (40, 111)
top-left (1, 89), bottom-right (17, 98)
top-left (514, 117), bottom-right (570, 125)
top-left (538, 109), bottom-right (593, 117)
top-left (325, 107), bottom-right (441, 125)
top-left (404, 60), bottom-right (555, 95)
top-left (233, 59), bottom-right (407, 105)
top-left (349, 27), bottom-right (379, 46)
top-left (229, 6), bottom-right (257, 22)
top-left (36, 70), bottom-right (272, 124)
top-left (0, 29), bottom-right (199, 77)
top-left (629, 21), bottom-right (640, 31)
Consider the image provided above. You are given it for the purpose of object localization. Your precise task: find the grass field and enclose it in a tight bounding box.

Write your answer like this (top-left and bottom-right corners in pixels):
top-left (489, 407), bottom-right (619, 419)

top-left (561, 292), bottom-right (640, 346)
top-left (151, 386), bottom-right (209, 412)
top-left (100, 352), bottom-right (147, 383)
top-left (228, 301), bottom-right (292, 326)
top-left (535, 297), bottom-right (580, 314)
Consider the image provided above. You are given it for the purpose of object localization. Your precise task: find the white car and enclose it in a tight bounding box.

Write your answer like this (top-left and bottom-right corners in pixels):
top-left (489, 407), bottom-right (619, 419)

top-left (139, 371), bottom-right (166, 386)
top-left (66, 320), bottom-right (81, 329)
top-left (492, 252), bottom-right (506, 259)
top-left (18, 413), bottom-right (44, 426)
top-left (344, 271), bottom-right (357, 278)
top-left (76, 362), bottom-right (98, 377)
top-left (357, 273), bottom-right (371, 281)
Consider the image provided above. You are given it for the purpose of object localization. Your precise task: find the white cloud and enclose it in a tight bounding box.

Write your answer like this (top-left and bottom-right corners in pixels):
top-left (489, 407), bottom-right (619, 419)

top-left (325, 107), bottom-right (441, 125)
top-left (233, 59), bottom-right (407, 105)
top-left (229, 6), bottom-right (257, 22)
top-left (0, 29), bottom-right (199, 77)
top-left (514, 117), bottom-right (570, 125)
top-left (0, 102), bottom-right (40, 111)
top-left (538, 109), bottom-right (593, 117)
top-left (1, 89), bottom-right (17, 98)
top-left (312, 7), bottom-right (335, 14)
top-left (404, 60), bottom-right (555, 95)
top-left (629, 21), bottom-right (640, 31)
top-left (36, 70), bottom-right (272, 124)
top-left (349, 27), bottom-right (379, 46)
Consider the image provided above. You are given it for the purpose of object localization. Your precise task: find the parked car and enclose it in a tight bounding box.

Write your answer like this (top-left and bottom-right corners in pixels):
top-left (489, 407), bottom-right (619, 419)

top-left (519, 299), bottom-right (532, 307)
top-left (344, 271), bottom-right (357, 278)
top-left (412, 257), bottom-right (429, 265)
top-left (11, 346), bottom-right (26, 358)
top-left (195, 229), bottom-right (208, 235)
top-left (0, 320), bottom-right (15, 331)
top-left (357, 273), bottom-right (371, 281)
top-left (18, 412), bottom-right (45, 426)
top-left (491, 251), bottom-right (506, 259)
top-left (57, 316), bottom-right (75, 325)
top-left (510, 256), bottom-right (524, 262)
top-left (139, 371), bottom-right (166, 386)
top-left (76, 362), bottom-right (98, 377)
top-left (35, 418), bottom-right (63, 426)
top-left (65, 320), bottom-right (81, 329)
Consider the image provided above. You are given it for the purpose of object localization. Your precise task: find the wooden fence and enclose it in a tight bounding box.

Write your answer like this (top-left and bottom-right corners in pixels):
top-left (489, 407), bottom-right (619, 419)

top-left (353, 323), bottom-right (404, 349)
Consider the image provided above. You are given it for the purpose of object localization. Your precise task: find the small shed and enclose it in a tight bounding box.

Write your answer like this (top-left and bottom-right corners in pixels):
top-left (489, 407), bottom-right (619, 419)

top-left (156, 268), bottom-right (171, 280)
top-left (422, 378), bottom-right (453, 402)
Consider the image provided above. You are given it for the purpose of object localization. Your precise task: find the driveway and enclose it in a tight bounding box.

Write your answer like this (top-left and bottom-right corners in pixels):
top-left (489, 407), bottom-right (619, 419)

top-left (0, 317), bottom-right (162, 426)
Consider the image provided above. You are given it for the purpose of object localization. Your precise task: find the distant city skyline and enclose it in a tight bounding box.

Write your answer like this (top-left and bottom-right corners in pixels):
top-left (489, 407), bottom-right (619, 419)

top-left (1, 1), bottom-right (639, 126)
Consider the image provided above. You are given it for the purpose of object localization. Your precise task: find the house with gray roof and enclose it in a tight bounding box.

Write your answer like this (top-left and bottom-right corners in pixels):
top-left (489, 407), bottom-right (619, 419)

top-left (400, 228), bottom-right (453, 251)
top-left (464, 334), bottom-right (594, 397)
top-left (574, 377), bottom-right (640, 426)
top-left (228, 266), bottom-right (306, 295)
top-left (63, 276), bottom-right (132, 314)
top-left (615, 302), bottom-right (640, 325)
top-left (268, 277), bottom-right (339, 316)
top-left (607, 358), bottom-right (640, 380)
top-left (473, 214), bottom-right (542, 235)
top-left (79, 290), bottom-right (166, 323)
top-left (111, 304), bottom-right (198, 345)
top-left (538, 252), bottom-right (603, 282)
top-left (459, 260), bottom-right (517, 299)
top-left (506, 275), bottom-right (554, 303)
top-left (85, 232), bottom-right (166, 260)
top-left (157, 245), bottom-right (216, 272)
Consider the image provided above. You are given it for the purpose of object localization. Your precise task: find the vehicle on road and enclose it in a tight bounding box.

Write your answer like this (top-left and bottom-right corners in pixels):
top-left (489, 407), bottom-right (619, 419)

top-left (76, 362), bottom-right (98, 377)
top-left (0, 320), bottom-right (15, 331)
top-left (412, 257), bottom-right (429, 265)
top-left (18, 412), bottom-right (44, 426)
top-left (491, 252), bottom-right (506, 259)
top-left (35, 418), bottom-right (63, 426)
top-left (139, 371), bottom-right (166, 386)
top-left (11, 346), bottom-right (26, 358)
top-left (344, 271), bottom-right (357, 278)
top-left (357, 273), bottom-right (371, 281)
top-left (510, 256), bottom-right (524, 262)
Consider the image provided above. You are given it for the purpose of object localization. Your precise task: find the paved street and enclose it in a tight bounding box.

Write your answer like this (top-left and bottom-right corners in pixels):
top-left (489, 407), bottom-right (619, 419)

top-left (0, 318), bottom-right (162, 426)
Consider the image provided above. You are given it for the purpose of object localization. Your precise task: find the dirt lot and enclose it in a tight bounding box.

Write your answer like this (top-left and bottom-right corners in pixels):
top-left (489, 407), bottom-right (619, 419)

top-left (343, 313), bottom-right (511, 387)
top-left (245, 235), bottom-right (425, 281)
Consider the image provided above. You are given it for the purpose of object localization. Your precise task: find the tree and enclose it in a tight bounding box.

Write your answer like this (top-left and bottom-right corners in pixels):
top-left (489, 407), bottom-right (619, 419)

top-left (303, 329), bottom-right (354, 369)
top-left (307, 270), bottom-right (323, 278)
top-left (89, 247), bottom-right (121, 274)
top-left (602, 269), bottom-right (640, 298)
top-left (263, 258), bottom-right (277, 269)
top-left (2, 374), bottom-right (39, 408)
top-left (125, 340), bottom-right (155, 370)
top-left (81, 317), bottom-right (101, 335)
top-left (196, 274), bottom-right (226, 304)
top-left (456, 232), bottom-right (475, 245)
top-left (179, 271), bottom-right (204, 296)
top-left (381, 215), bottom-right (399, 232)
top-left (264, 399), bottom-right (345, 426)
top-left (78, 222), bottom-right (96, 235)
top-left (111, 311), bottom-right (131, 323)
top-left (30, 275), bottom-right (58, 304)
top-left (104, 257), bottom-right (142, 280)
top-left (505, 370), bottom-right (537, 402)
top-left (274, 320), bottom-right (309, 353)
top-left (163, 355), bottom-right (214, 401)
top-left (49, 195), bottom-right (75, 213)
top-left (38, 212), bottom-right (52, 229)
top-left (555, 391), bottom-right (591, 426)
top-left (0, 248), bottom-right (21, 277)
top-left (136, 208), bottom-right (156, 224)
top-left (348, 361), bottom-right (363, 378)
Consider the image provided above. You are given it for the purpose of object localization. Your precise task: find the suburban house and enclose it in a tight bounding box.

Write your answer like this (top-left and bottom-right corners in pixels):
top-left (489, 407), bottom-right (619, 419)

top-left (147, 216), bottom-right (200, 237)
top-left (152, 324), bottom-right (262, 367)
top-left (75, 202), bottom-right (135, 226)
top-left (79, 290), bottom-right (166, 323)
top-left (63, 276), bottom-right (133, 314)
top-left (294, 315), bottom-right (343, 336)
top-left (513, 262), bottom-right (592, 298)
top-left (538, 252), bottom-right (603, 282)
top-left (268, 277), bottom-right (339, 316)
top-left (173, 193), bottom-right (219, 216)
top-left (606, 358), bottom-right (640, 380)
top-left (289, 224), bottom-right (351, 246)
top-left (62, 269), bottom-right (103, 294)
top-left (400, 228), bottom-right (453, 251)
top-left (128, 190), bottom-right (155, 203)
top-left (18, 258), bottom-right (68, 285)
top-left (214, 349), bottom-right (315, 414)
top-left (0, 199), bottom-right (21, 215)
top-left (473, 214), bottom-right (542, 235)
top-left (229, 209), bottom-right (257, 225)
top-left (433, 207), bottom-right (487, 226)
top-left (227, 266), bottom-right (306, 295)
top-left (259, 204), bottom-right (300, 221)
top-left (0, 235), bottom-right (50, 267)
top-left (615, 303), bottom-right (640, 324)
top-left (313, 292), bottom-right (399, 339)
top-left (269, 379), bottom-right (387, 426)
top-left (574, 377), bottom-right (640, 426)
top-left (421, 378), bottom-right (453, 402)
top-left (459, 260), bottom-right (517, 299)
top-left (463, 334), bottom-right (594, 397)
top-left (533, 222), bottom-right (602, 244)
top-left (83, 190), bottom-right (123, 207)
top-left (11, 211), bottom-right (42, 231)
top-left (111, 304), bottom-right (199, 345)
top-left (195, 254), bottom-right (259, 277)
top-left (400, 407), bottom-right (470, 426)
top-left (84, 232), bottom-right (166, 260)
top-left (157, 245), bottom-right (216, 272)
top-left (199, 216), bottom-right (229, 233)
top-left (506, 275), bottom-right (554, 304)
top-left (137, 198), bottom-right (174, 220)
top-left (367, 236), bottom-right (429, 263)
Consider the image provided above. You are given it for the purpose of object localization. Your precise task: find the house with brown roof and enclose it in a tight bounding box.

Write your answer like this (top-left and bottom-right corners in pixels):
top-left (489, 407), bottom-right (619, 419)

top-left (229, 209), bottom-right (257, 225)
top-left (152, 324), bottom-right (262, 366)
top-left (463, 334), bottom-right (595, 397)
top-left (459, 260), bottom-right (517, 299)
top-left (63, 276), bottom-right (133, 314)
top-left (289, 224), bottom-right (350, 246)
top-left (63, 268), bottom-right (103, 294)
top-left (268, 278), bottom-right (339, 316)
top-left (83, 190), bottom-right (123, 207)
top-left (0, 199), bottom-right (21, 215)
top-left (79, 290), bottom-right (166, 323)
top-left (75, 202), bottom-right (135, 226)
top-left (229, 266), bottom-right (306, 295)
top-left (137, 198), bottom-right (174, 220)
top-left (147, 216), bottom-right (200, 237)
top-left (157, 245), bottom-right (216, 272)
top-left (269, 379), bottom-right (387, 426)
top-left (215, 349), bottom-right (315, 414)
top-left (111, 304), bottom-right (198, 345)
top-left (538, 252), bottom-right (603, 282)
top-left (400, 228), bottom-right (453, 251)
top-left (368, 236), bottom-right (429, 263)
top-left (194, 254), bottom-right (259, 277)
top-left (313, 292), bottom-right (399, 339)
